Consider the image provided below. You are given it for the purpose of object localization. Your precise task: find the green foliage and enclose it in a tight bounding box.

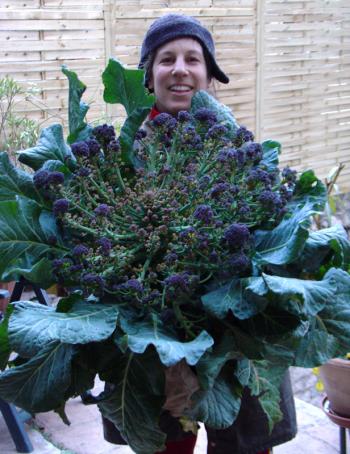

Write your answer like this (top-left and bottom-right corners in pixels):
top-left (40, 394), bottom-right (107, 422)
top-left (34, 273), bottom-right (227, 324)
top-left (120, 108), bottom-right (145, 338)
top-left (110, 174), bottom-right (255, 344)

top-left (0, 61), bottom-right (349, 454)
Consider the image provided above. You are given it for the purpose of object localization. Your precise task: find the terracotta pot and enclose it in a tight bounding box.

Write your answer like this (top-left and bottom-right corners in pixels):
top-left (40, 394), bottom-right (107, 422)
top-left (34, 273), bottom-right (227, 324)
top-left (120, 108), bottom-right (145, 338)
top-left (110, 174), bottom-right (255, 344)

top-left (319, 358), bottom-right (350, 417)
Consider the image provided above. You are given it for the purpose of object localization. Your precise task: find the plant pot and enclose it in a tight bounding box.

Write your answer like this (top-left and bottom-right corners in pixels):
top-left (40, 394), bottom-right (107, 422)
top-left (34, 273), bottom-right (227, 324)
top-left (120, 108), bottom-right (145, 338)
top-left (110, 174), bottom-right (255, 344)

top-left (101, 415), bottom-right (128, 445)
top-left (0, 281), bottom-right (15, 312)
top-left (319, 358), bottom-right (350, 417)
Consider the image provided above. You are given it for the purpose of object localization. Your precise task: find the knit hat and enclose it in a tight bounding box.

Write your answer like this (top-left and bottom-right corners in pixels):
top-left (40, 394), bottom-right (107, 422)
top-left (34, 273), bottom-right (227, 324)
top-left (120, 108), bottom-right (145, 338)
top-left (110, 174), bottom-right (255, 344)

top-left (139, 14), bottom-right (229, 85)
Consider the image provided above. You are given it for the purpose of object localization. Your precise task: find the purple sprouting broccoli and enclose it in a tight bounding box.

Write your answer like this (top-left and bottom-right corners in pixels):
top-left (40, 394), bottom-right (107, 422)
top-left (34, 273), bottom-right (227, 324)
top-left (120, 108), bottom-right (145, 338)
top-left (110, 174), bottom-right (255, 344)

top-left (86, 138), bottom-right (101, 156)
top-left (72, 244), bottom-right (89, 257)
top-left (33, 170), bottom-right (50, 189)
top-left (165, 252), bottom-right (178, 264)
top-left (53, 198), bottom-right (69, 216)
top-left (205, 124), bottom-right (228, 141)
top-left (125, 279), bottom-right (143, 293)
top-left (216, 148), bottom-right (237, 164)
top-left (243, 142), bottom-right (263, 163)
top-left (210, 182), bottom-right (230, 199)
top-left (96, 237), bottom-right (112, 256)
top-left (94, 204), bottom-right (111, 217)
top-left (107, 139), bottom-right (120, 154)
top-left (177, 110), bottom-right (192, 123)
top-left (77, 167), bottom-right (91, 177)
top-left (228, 252), bottom-right (251, 272)
top-left (81, 273), bottom-right (105, 288)
top-left (71, 141), bottom-right (90, 158)
top-left (234, 126), bottom-right (254, 147)
top-left (92, 124), bottom-right (116, 149)
top-left (152, 113), bottom-right (178, 132)
top-left (246, 168), bottom-right (272, 188)
top-left (194, 108), bottom-right (217, 126)
top-left (48, 171), bottom-right (65, 186)
top-left (223, 223), bottom-right (250, 250)
top-left (258, 190), bottom-right (283, 210)
top-left (193, 204), bottom-right (214, 224)
top-left (282, 166), bottom-right (297, 184)
top-left (165, 272), bottom-right (190, 292)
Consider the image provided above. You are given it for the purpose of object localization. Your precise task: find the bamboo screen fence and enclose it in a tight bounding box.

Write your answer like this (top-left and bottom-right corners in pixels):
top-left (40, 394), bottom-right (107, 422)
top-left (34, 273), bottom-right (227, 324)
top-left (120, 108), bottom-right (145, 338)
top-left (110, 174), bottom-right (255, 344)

top-left (1, 0), bottom-right (350, 190)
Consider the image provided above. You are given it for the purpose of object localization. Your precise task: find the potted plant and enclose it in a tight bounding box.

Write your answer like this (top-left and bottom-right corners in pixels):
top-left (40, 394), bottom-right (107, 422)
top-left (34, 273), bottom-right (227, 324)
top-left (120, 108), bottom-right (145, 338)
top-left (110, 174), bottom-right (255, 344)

top-left (0, 61), bottom-right (349, 454)
top-left (320, 355), bottom-right (350, 417)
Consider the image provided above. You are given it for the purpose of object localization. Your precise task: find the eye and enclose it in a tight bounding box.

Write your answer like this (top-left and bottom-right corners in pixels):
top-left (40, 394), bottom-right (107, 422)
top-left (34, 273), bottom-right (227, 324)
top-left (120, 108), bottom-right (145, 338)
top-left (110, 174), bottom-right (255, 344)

top-left (159, 57), bottom-right (173, 64)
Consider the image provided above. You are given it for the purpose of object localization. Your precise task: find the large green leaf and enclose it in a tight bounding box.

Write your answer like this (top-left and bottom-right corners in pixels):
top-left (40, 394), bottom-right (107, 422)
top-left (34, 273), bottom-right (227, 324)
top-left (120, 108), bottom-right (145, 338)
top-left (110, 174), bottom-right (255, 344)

top-left (253, 200), bottom-right (318, 266)
top-left (318, 268), bottom-right (350, 356)
top-left (62, 66), bottom-right (92, 144)
top-left (294, 329), bottom-right (338, 367)
top-left (98, 350), bottom-right (166, 454)
top-left (293, 169), bottom-right (326, 209)
top-left (102, 59), bottom-right (154, 115)
top-left (300, 224), bottom-right (350, 272)
top-left (0, 198), bottom-right (66, 283)
top-left (248, 360), bottom-right (285, 432)
top-left (0, 152), bottom-right (43, 203)
top-left (0, 341), bottom-right (74, 413)
top-left (119, 106), bottom-right (151, 166)
top-left (0, 305), bottom-right (14, 370)
top-left (202, 277), bottom-right (268, 320)
top-left (259, 272), bottom-right (336, 317)
top-left (196, 332), bottom-right (239, 389)
top-left (9, 300), bottom-right (119, 358)
top-left (118, 317), bottom-right (214, 367)
top-left (260, 140), bottom-right (280, 172)
top-left (2, 257), bottom-right (54, 289)
top-left (191, 90), bottom-right (239, 138)
top-left (18, 124), bottom-right (75, 171)
top-left (187, 367), bottom-right (242, 429)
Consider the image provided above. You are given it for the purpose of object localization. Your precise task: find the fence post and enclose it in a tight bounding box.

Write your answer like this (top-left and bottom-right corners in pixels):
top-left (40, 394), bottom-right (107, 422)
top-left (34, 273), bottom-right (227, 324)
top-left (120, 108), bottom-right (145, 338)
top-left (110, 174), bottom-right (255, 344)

top-left (255, 0), bottom-right (265, 142)
top-left (103, 0), bottom-right (118, 122)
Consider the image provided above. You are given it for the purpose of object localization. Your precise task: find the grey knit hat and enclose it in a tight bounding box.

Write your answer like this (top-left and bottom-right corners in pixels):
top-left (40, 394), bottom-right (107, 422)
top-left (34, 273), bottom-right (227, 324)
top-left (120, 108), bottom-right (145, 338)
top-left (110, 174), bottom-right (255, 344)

top-left (139, 14), bottom-right (229, 85)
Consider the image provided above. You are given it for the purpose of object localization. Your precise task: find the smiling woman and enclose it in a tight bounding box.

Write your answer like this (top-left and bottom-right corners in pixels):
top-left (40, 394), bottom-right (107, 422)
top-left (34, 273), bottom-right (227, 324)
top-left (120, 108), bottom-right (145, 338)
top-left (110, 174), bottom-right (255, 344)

top-left (99, 12), bottom-right (296, 454)
top-left (148, 38), bottom-right (210, 115)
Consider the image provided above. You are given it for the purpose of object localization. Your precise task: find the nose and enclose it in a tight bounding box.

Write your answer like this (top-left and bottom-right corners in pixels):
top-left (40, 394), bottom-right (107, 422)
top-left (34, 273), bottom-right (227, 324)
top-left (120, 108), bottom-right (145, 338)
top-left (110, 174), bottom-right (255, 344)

top-left (172, 57), bottom-right (188, 76)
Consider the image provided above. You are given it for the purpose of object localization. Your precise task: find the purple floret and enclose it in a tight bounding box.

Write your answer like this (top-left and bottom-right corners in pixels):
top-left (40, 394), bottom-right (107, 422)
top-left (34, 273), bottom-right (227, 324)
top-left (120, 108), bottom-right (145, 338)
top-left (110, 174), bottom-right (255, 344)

top-left (193, 204), bottom-right (214, 224)
top-left (82, 273), bottom-right (104, 287)
top-left (177, 111), bottom-right (192, 122)
top-left (48, 171), bottom-right (65, 186)
top-left (282, 166), bottom-right (297, 183)
top-left (53, 198), bottom-right (69, 216)
top-left (229, 252), bottom-right (251, 271)
top-left (92, 124), bottom-right (116, 148)
top-left (125, 279), bottom-right (143, 293)
top-left (165, 273), bottom-right (190, 291)
top-left (246, 168), bottom-right (271, 187)
top-left (244, 142), bottom-right (263, 162)
top-left (107, 139), bottom-right (120, 153)
top-left (33, 170), bottom-right (50, 189)
top-left (258, 190), bottom-right (282, 209)
top-left (205, 124), bottom-right (228, 140)
top-left (210, 182), bottom-right (230, 199)
top-left (72, 244), bottom-right (89, 256)
top-left (77, 167), bottom-right (91, 177)
top-left (71, 141), bottom-right (90, 158)
top-left (223, 223), bottom-right (250, 249)
top-left (235, 126), bottom-right (254, 145)
top-left (216, 148), bottom-right (237, 164)
top-left (194, 108), bottom-right (217, 125)
top-left (165, 252), bottom-right (178, 264)
top-left (94, 204), bottom-right (111, 217)
top-left (97, 237), bottom-right (112, 255)
top-left (86, 138), bottom-right (101, 156)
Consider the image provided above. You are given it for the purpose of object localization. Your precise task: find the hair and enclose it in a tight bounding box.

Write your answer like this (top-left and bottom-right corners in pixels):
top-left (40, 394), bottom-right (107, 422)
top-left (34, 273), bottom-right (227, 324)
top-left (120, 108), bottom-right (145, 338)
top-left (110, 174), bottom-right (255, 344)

top-left (143, 38), bottom-right (214, 93)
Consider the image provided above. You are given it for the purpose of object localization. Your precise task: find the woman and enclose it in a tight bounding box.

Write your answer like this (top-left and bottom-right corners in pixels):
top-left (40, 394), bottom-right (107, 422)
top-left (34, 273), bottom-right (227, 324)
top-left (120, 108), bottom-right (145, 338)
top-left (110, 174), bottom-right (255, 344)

top-left (105, 13), bottom-right (297, 454)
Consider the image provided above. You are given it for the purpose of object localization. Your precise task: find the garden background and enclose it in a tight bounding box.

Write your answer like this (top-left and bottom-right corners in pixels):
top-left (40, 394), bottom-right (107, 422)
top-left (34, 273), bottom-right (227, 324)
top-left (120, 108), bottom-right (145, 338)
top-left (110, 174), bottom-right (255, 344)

top-left (1, 0), bottom-right (350, 190)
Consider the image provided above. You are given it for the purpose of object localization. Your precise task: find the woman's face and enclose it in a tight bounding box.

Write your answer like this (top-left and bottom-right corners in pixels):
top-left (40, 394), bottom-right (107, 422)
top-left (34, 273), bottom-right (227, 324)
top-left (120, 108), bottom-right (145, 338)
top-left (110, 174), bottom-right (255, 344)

top-left (149, 38), bottom-right (211, 115)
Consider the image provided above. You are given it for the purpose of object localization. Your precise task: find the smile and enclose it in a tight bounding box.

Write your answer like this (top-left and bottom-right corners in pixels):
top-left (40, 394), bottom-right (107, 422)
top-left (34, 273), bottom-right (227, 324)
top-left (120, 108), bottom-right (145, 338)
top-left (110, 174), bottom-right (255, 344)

top-left (169, 85), bottom-right (193, 92)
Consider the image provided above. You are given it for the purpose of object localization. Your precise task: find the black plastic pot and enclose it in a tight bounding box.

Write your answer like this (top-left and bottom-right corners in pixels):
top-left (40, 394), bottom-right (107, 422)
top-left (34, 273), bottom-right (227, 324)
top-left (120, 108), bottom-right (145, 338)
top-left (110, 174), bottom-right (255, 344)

top-left (102, 415), bottom-right (128, 445)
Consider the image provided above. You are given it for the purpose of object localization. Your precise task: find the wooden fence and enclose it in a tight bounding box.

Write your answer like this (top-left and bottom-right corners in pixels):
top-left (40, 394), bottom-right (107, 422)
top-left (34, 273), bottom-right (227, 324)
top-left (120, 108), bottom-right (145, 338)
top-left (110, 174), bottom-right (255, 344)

top-left (1, 0), bottom-right (350, 191)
